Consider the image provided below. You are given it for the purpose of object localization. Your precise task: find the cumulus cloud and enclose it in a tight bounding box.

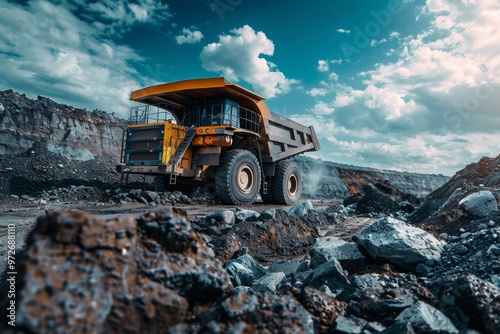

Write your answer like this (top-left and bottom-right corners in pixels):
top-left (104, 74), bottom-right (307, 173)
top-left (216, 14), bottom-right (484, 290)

top-left (306, 0), bottom-right (500, 174)
top-left (200, 25), bottom-right (299, 98)
top-left (317, 60), bottom-right (329, 72)
top-left (309, 101), bottom-right (334, 115)
top-left (0, 0), bottom-right (170, 117)
top-left (328, 72), bottom-right (339, 81)
top-left (175, 28), bottom-right (204, 44)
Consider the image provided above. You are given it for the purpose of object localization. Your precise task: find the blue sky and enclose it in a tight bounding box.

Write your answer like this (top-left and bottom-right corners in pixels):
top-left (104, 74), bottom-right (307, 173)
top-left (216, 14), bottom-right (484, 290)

top-left (1, 0), bottom-right (499, 175)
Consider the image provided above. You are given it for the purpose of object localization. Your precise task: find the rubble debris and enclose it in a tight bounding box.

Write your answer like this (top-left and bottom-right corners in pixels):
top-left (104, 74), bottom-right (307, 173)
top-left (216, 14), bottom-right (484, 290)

top-left (410, 155), bottom-right (500, 236)
top-left (451, 275), bottom-right (500, 334)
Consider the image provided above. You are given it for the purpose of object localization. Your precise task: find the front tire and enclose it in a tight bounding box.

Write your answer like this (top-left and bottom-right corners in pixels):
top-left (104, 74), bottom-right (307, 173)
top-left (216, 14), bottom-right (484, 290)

top-left (272, 160), bottom-right (302, 205)
top-left (216, 149), bottom-right (261, 205)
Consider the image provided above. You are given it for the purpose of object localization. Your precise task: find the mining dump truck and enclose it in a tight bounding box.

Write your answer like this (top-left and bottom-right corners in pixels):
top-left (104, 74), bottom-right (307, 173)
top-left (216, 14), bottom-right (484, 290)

top-left (117, 77), bottom-right (320, 205)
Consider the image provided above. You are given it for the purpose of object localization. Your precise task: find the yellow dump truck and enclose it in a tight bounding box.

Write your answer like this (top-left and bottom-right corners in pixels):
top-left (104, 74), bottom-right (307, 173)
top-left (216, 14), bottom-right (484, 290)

top-left (116, 77), bottom-right (320, 205)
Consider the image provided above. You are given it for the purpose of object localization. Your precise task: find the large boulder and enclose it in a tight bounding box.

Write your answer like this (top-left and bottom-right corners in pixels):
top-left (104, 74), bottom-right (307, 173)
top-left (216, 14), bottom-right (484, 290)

top-left (287, 200), bottom-right (314, 217)
top-left (268, 260), bottom-right (302, 276)
top-left (394, 301), bottom-right (459, 334)
top-left (234, 208), bottom-right (260, 222)
top-left (303, 259), bottom-right (350, 295)
top-left (0, 208), bottom-right (232, 334)
top-left (251, 272), bottom-right (285, 293)
top-left (309, 236), bottom-right (365, 273)
top-left (459, 190), bottom-right (498, 217)
top-left (337, 274), bottom-right (384, 301)
top-left (224, 254), bottom-right (267, 287)
top-left (358, 217), bottom-right (443, 271)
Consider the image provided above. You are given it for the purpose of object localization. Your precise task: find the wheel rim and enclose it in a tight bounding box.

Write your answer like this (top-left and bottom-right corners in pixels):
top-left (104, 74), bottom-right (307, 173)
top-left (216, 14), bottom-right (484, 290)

top-left (237, 164), bottom-right (255, 194)
top-left (287, 173), bottom-right (298, 197)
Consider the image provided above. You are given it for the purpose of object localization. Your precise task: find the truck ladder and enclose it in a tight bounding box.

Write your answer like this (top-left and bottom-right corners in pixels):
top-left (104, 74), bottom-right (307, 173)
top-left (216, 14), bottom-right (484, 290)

top-left (167, 126), bottom-right (196, 185)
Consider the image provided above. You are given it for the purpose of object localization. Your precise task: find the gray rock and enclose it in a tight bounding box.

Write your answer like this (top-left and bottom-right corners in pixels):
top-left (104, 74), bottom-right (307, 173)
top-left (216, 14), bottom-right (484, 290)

top-left (224, 254), bottom-right (267, 287)
top-left (260, 208), bottom-right (276, 220)
top-left (333, 316), bottom-right (362, 334)
top-left (268, 260), bottom-right (301, 276)
top-left (381, 321), bottom-right (415, 334)
top-left (251, 272), bottom-right (285, 293)
top-left (309, 236), bottom-right (365, 273)
top-left (234, 208), bottom-right (260, 222)
top-left (415, 263), bottom-right (432, 276)
top-left (136, 196), bottom-right (149, 205)
top-left (296, 260), bottom-right (310, 273)
top-left (224, 262), bottom-right (254, 287)
top-left (395, 301), bottom-right (459, 334)
top-left (358, 217), bottom-right (443, 271)
top-left (303, 258), bottom-right (349, 294)
top-left (288, 200), bottom-right (313, 217)
top-left (206, 210), bottom-right (235, 225)
top-left (366, 321), bottom-right (386, 333)
top-left (337, 274), bottom-right (384, 301)
top-left (459, 190), bottom-right (498, 217)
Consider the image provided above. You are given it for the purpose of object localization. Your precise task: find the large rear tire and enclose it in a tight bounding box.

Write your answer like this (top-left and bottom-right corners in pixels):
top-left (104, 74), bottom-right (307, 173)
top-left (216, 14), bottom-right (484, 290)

top-left (216, 149), bottom-right (261, 205)
top-left (272, 160), bottom-right (301, 205)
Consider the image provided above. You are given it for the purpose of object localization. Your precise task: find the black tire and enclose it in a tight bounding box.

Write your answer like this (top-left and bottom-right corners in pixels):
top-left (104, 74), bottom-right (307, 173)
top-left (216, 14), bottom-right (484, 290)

top-left (272, 160), bottom-right (302, 205)
top-left (216, 149), bottom-right (261, 205)
top-left (153, 175), bottom-right (167, 192)
top-left (260, 176), bottom-right (274, 204)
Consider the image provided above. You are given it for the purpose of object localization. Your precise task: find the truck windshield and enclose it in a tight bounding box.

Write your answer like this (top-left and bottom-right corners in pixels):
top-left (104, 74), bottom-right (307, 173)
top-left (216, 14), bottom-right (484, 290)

top-left (129, 103), bottom-right (178, 124)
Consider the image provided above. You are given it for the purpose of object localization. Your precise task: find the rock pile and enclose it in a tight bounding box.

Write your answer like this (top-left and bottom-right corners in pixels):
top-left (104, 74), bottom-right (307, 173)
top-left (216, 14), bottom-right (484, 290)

top-left (108, 187), bottom-right (217, 205)
top-left (3, 197), bottom-right (500, 333)
top-left (410, 154), bottom-right (500, 236)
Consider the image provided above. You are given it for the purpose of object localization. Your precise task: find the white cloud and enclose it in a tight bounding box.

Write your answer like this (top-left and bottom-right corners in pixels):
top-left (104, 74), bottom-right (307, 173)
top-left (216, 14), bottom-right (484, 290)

top-left (370, 38), bottom-right (387, 47)
top-left (200, 25), bottom-right (299, 98)
top-left (330, 59), bottom-right (343, 65)
top-left (0, 0), bottom-right (169, 117)
top-left (309, 101), bottom-right (334, 115)
top-left (176, 28), bottom-right (204, 45)
top-left (317, 60), bottom-right (329, 72)
top-left (306, 81), bottom-right (336, 97)
top-left (389, 31), bottom-right (400, 39)
top-left (336, 28), bottom-right (351, 34)
top-left (328, 72), bottom-right (339, 81)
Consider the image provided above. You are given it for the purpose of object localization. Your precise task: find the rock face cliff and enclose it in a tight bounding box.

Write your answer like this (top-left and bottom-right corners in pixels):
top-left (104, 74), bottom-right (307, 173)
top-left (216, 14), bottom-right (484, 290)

top-left (296, 156), bottom-right (449, 201)
top-left (0, 90), bottom-right (127, 194)
top-left (0, 89), bottom-right (125, 158)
